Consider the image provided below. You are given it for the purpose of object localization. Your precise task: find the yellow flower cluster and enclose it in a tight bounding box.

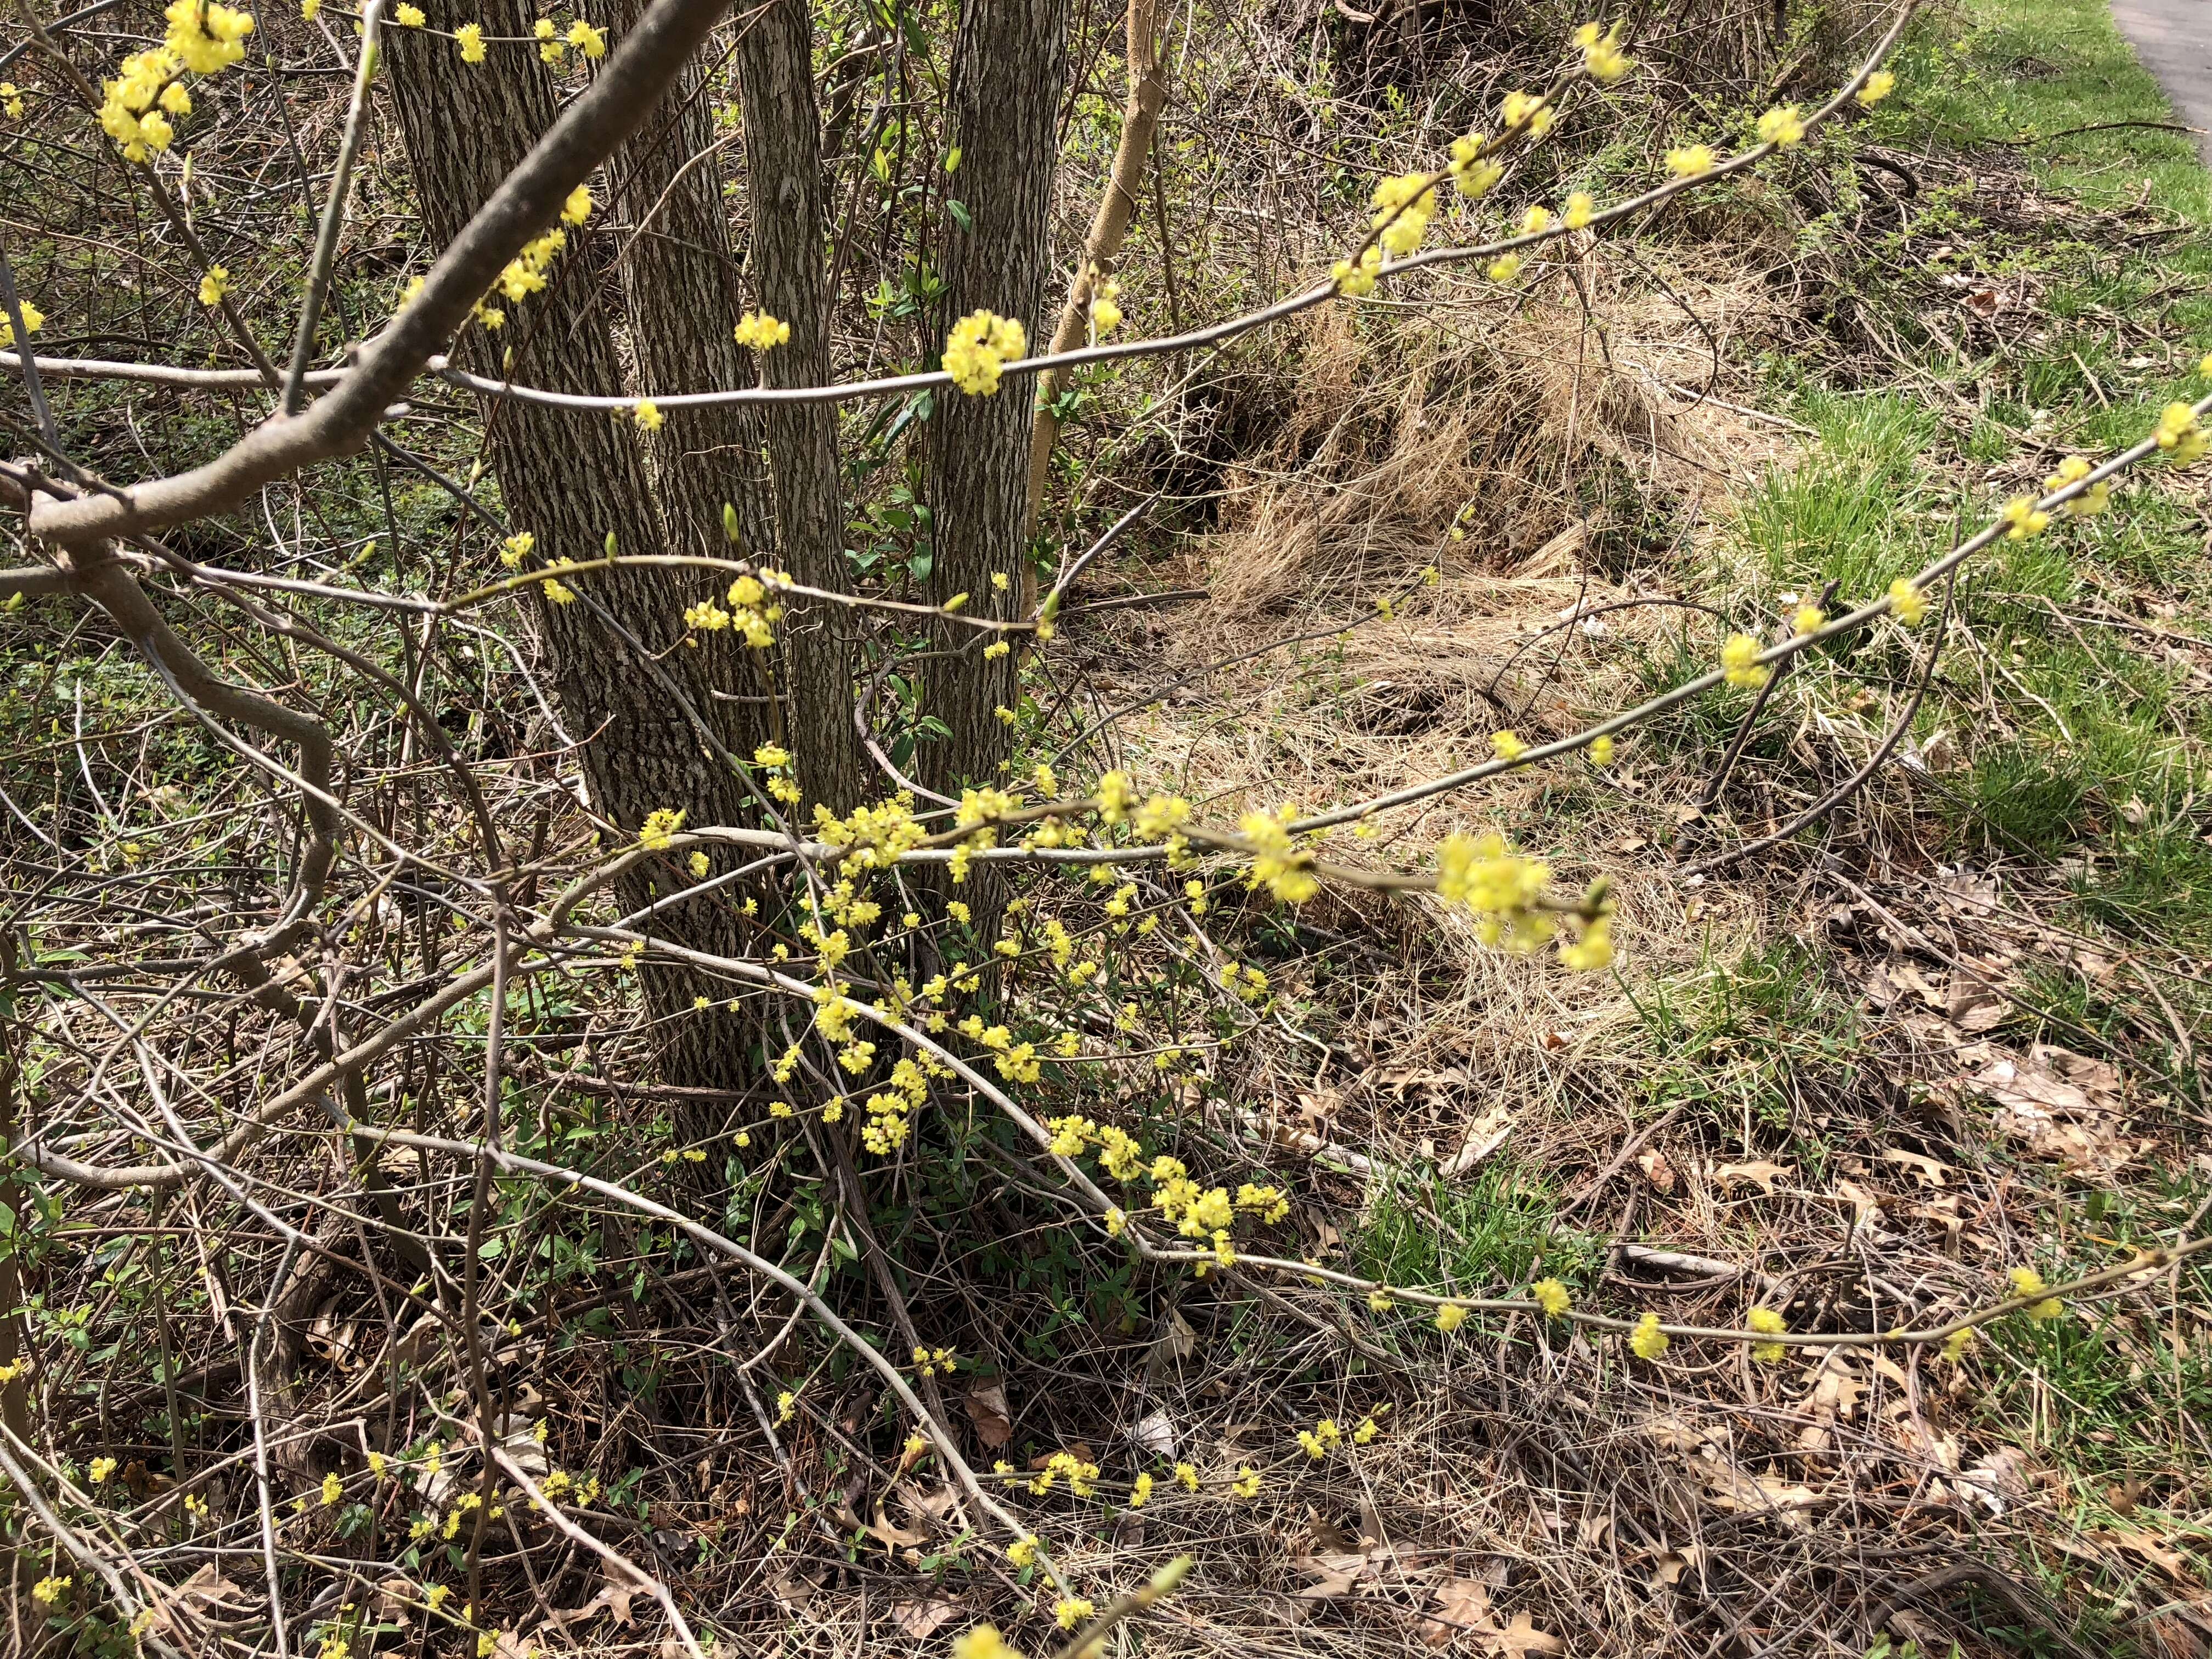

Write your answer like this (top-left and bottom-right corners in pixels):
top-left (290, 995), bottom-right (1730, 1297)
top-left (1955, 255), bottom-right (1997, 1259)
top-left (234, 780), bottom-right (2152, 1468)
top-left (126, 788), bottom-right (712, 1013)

top-left (1756, 105), bottom-right (1806, 146)
top-left (682, 571), bottom-right (785, 647)
top-left (98, 2), bottom-right (254, 161)
top-left (1629, 1311), bottom-right (1669, 1359)
top-left (1531, 1277), bottom-right (1572, 1317)
top-left (456, 23), bottom-right (486, 61)
top-left (733, 309), bottom-right (791, 349)
top-left (1027, 1448), bottom-right (1099, 1497)
top-left (1747, 1305), bottom-right (1788, 1362)
top-left (1089, 273), bottom-right (1122, 335)
top-left (1295, 1417), bottom-right (1343, 1460)
top-left (1240, 808), bottom-right (1318, 903)
top-left (637, 807), bottom-right (685, 851)
top-left (1435, 832), bottom-right (1557, 952)
top-left (1887, 576), bottom-right (1927, 625)
top-left (1, 83), bottom-right (24, 120)
top-left (860, 1056), bottom-right (936, 1154)
top-left (393, 2), bottom-right (424, 24)
top-left (199, 266), bottom-right (230, 306)
top-left (0, 298), bottom-right (41, 349)
top-left (561, 184), bottom-right (594, 227)
top-left (491, 228), bottom-right (566, 311)
top-left (1665, 144), bottom-right (1716, 178)
top-left (814, 794), bottom-right (926, 868)
top-left (944, 309), bottom-right (1026, 395)
top-left (1720, 633), bottom-right (1770, 689)
top-left (2007, 1266), bottom-right (2064, 1322)
top-left (1558, 915), bottom-right (1613, 971)
top-left (1857, 69), bottom-right (1895, 106)
top-left (2154, 400), bottom-right (2208, 464)
top-left (1054, 1597), bottom-right (1096, 1631)
top-left (911, 1344), bottom-right (958, 1377)
top-left (1369, 172), bottom-right (1437, 257)
top-left (1499, 88), bottom-right (1555, 138)
top-left (1999, 494), bottom-right (2050, 540)
top-left (1576, 19), bottom-right (1630, 81)
top-left (1448, 132), bottom-right (1504, 201)
top-left (2044, 454), bottom-right (2109, 515)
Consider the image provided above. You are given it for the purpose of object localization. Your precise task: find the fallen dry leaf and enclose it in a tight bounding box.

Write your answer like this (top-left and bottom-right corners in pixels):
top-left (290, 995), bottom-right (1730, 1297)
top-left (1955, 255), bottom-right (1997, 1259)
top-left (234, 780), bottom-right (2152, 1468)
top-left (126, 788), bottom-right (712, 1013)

top-left (1718, 1158), bottom-right (1790, 1195)
top-left (1422, 1578), bottom-right (1494, 1645)
top-left (1637, 1147), bottom-right (1677, 1193)
top-left (1881, 1147), bottom-right (1949, 1187)
top-left (963, 1381), bottom-right (1012, 1449)
top-left (1441, 1104), bottom-right (1515, 1177)
top-left (1482, 1609), bottom-right (1566, 1656)
top-left (893, 1601), bottom-right (960, 1638)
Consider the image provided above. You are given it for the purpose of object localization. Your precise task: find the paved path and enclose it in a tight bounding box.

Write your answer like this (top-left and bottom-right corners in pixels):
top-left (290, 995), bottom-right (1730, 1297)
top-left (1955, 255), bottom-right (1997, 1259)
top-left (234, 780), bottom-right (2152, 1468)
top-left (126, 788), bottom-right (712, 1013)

top-left (2111, 0), bottom-right (2212, 166)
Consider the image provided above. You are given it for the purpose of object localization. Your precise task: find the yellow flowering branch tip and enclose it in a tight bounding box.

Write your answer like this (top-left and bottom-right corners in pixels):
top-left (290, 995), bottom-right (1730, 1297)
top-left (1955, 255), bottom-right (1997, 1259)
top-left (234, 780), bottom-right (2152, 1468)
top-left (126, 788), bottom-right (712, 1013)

top-left (1720, 633), bottom-right (1770, 689)
top-left (944, 309), bottom-right (1027, 394)
top-left (733, 309), bottom-right (792, 349)
top-left (1887, 575), bottom-right (1928, 625)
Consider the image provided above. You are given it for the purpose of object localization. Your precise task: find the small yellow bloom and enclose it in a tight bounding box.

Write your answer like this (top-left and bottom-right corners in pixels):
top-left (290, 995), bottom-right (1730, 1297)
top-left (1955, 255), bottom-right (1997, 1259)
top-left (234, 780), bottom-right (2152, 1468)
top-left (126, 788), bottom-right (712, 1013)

top-left (1755, 105), bottom-right (1805, 146)
top-left (1720, 633), bottom-right (1770, 689)
top-left (1563, 190), bottom-right (1595, 229)
top-left (1746, 1304), bottom-right (1788, 1362)
top-left (1006, 1536), bottom-right (1037, 1567)
top-left (733, 309), bottom-right (791, 349)
top-left (1490, 730), bottom-right (1527, 762)
top-left (1486, 251), bottom-right (1523, 284)
top-left (1589, 733), bottom-right (1615, 765)
top-left (1857, 69), bottom-right (1895, 106)
top-left (2008, 1267), bottom-right (2064, 1322)
top-left (2000, 495), bottom-right (2050, 540)
top-left (392, 3), bottom-right (424, 24)
top-left (1792, 602), bottom-right (1825, 635)
top-left (198, 266), bottom-right (232, 307)
top-left (455, 22), bottom-right (486, 60)
top-left (560, 184), bottom-right (592, 226)
top-left (1629, 1311), bottom-right (1669, 1359)
top-left (1665, 144), bottom-right (1717, 179)
top-left (89, 1455), bottom-right (118, 1483)
top-left (566, 19), bottom-right (606, 56)
top-left (1531, 1278), bottom-right (1571, 1317)
top-left (1435, 1302), bottom-right (1468, 1333)
top-left (1054, 1597), bottom-right (1096, 1630)
top-left (632, 398), bottom-right (664, 432)
top-left (1230, 1464), bottom-right (1262, 1498)
top-left (1888, 577), bottom-right (1927, 625)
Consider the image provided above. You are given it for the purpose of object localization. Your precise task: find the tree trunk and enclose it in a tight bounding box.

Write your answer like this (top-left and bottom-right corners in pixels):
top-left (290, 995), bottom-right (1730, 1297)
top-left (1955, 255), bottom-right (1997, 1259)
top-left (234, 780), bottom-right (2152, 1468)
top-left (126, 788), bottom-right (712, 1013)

top-left (600, 0), bottom-right (776, 567)
top-left (1025, 0), bottom-right (1166, 531)
top-left (385, 3), bottom-right (757, 1098)
top-left (921, 0), bottom-right (1072, 804)
top-left (734, 0), bottom-right (866, 815)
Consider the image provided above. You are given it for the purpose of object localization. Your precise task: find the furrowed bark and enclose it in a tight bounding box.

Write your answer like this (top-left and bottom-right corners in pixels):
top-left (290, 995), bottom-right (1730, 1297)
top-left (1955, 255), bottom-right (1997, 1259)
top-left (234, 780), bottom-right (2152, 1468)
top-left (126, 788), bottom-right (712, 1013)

top-left (383, 0), bottom-right (761, 1096)
top-left (734, 0), bottom-right (866, 814)
top-left (921, 0), bottom-right (1072, 805)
